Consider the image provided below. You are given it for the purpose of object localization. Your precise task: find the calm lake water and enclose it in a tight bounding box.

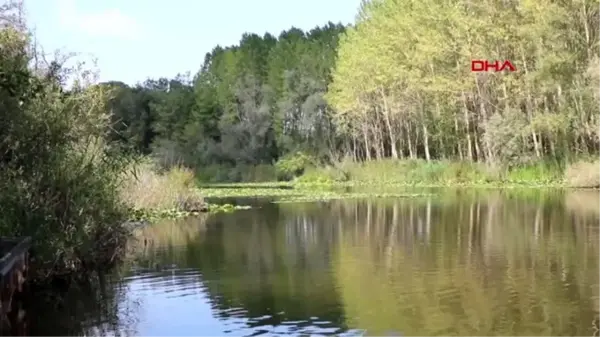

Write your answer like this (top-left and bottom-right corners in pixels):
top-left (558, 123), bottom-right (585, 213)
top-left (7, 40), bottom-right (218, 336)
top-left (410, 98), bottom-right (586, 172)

top-left (27, 189), bottom-right (600, 336)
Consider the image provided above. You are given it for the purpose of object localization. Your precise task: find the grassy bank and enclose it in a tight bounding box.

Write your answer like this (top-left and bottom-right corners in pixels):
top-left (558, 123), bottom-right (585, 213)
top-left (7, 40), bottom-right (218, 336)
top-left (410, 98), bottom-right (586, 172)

top-left (294, 158), bottom-right (599, 188)
top-left (197, 181), bottom-right (571, 203)
top-left (121, 160), bottom-right (203, 210)
top-left (121, 160), bottom-right (250, 221)
top-left (195, 151), bottom-right (598, 188)
top-left (200, 184), bottom-right (427, 202)
top-left (194, 158), bottom-right (598, 202)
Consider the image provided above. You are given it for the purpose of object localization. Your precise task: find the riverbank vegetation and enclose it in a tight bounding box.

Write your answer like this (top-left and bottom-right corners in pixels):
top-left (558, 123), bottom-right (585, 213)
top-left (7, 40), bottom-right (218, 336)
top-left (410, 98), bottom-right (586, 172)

top-left (199, 156), bottom-right (599, 189)
top-left (197, 181), bottom-right (582, 204)
top-left (100, 0), bottom-right (598, 187)
top-left (0, 0), bottom-right (241, 282)
top-left (201, 186), bottom-right (427, 203)
top-left (293, 158), bottom-right (600, 187)
top-left (120, 160), bottom-right (206, 220)
top-left (0, 3), bottom-right (135, 280)
top-left (120, 160), bottom-right (251, 221)
top-left (120, 160), bottom-right (201, 211)
top-left (0, 2), bottom-right (211, 283)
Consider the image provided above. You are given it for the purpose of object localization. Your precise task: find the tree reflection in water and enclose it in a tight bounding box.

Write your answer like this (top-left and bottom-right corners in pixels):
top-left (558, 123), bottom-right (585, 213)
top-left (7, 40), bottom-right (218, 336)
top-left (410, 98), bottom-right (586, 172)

top-left (18, 189), bottom-right (599, 336)
top-left (22, 271), bottom-right (140, 336)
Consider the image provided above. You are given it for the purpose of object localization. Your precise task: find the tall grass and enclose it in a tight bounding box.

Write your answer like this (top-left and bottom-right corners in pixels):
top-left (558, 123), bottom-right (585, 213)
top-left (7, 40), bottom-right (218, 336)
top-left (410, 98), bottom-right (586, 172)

top-left (295, 158), bottom-right (598, 187)
top-left (299, 160), bottom-right (563, 185)
top-left (120, 159), bottom-right (203, 210)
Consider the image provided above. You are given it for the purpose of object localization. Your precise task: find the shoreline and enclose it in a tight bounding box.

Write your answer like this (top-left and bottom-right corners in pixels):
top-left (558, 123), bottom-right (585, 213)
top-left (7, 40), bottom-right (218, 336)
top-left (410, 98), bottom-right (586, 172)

top-left (199, 181), bottom-right (598, 190)
top-left (197, 182), bottom-right (597, 202)
top-left (197, 158), bottom-right (599, 190)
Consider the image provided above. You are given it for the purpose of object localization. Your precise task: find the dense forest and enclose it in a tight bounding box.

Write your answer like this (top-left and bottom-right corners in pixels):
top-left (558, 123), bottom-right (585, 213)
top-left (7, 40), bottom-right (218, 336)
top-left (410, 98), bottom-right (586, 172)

top-left (103, 0), bottom-right (599, 182)
top-left (104, 23), bottom-right (346, 181)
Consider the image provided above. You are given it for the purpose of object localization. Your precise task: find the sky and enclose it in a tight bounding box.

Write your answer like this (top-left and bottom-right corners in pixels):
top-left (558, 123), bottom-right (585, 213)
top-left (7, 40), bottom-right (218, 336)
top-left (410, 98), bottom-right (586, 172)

top-left (24, 0), bottom-right (362, 85)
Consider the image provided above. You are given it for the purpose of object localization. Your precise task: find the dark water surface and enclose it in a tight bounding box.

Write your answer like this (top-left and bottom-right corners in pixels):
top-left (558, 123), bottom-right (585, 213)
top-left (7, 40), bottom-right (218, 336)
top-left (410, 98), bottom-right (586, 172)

top-left (28, 189), bottom-right (600, 336)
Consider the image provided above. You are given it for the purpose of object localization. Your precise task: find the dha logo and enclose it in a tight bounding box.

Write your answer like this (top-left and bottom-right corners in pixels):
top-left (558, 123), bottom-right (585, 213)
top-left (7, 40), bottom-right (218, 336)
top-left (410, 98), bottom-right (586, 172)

top-left (471, 60), bottom-right (516, 72)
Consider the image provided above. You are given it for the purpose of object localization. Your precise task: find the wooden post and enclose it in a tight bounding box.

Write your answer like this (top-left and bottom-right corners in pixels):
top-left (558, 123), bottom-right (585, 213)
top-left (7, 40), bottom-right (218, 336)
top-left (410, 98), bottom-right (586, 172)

top-left (0, 237), bottom-right (31, 336)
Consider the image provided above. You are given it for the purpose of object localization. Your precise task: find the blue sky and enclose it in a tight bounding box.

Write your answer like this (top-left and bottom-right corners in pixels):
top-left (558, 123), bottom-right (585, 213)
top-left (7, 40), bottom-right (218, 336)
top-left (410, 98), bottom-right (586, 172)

top-left (25, 0), bottom-right (362, 85)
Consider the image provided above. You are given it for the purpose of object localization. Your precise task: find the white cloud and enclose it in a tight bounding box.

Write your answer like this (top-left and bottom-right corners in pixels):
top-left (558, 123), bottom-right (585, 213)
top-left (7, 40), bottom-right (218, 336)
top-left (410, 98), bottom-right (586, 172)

top-left (57, 0), bottom-right (142, 40)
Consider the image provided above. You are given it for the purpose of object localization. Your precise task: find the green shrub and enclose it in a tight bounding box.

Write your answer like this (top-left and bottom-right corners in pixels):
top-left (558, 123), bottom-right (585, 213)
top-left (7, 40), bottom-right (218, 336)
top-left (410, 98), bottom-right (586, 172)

top-left (0, 22), bottom-right (133, 279)
top-left (296, 166), bottom-right (349, 185)
top-left (505, 161), bottom-right (564, 185)
top-left (275, 151), bottom-right (315, 181)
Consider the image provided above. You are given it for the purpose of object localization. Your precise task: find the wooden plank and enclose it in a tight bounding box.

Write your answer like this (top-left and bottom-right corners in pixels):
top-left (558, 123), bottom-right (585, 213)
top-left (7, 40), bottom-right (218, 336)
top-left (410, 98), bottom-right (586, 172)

top-left (0, 237), bottom-right (31, 279)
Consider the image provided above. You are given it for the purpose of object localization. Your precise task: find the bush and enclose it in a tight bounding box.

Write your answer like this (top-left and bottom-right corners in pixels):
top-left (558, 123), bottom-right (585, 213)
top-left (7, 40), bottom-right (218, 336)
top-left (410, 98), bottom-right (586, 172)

top-left (0, 17), bottom-right (133, 279)
top-left (295, 166), bottom-right (349, 185)
top-left (275, 151), bottom-right (315, 181)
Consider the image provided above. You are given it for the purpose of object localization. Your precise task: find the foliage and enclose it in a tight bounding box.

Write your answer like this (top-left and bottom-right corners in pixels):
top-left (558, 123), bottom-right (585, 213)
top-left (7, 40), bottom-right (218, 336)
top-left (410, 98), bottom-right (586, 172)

top-left (295, 166), bottom-right (349, 185)
top-left (305, 159), bottom-right (569, 186)
top-left (0, 6), bottom-right (132, 278)
top-left (102, 0), bottom-right (597, 184)
top-left (326, 0), bottom-right (598, 167)
top-left (274, 151), bottom-right (316, 180)
top-left (120, 159), bottom-right (255, 223)
top-left (103, 23), bottom-right (347, 182)
top-left (120, 159), bottom-right (202, 210)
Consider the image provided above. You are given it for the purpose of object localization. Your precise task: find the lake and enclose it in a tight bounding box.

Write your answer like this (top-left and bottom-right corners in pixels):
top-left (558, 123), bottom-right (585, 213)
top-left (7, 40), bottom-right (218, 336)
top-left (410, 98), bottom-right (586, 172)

top-left (25, 189), bottom-right (600, 336)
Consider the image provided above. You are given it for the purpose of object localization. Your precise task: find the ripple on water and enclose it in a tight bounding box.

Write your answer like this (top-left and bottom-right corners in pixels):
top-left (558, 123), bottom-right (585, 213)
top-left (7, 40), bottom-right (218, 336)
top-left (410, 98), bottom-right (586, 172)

top-left (33, 192), bottom-right (598, 336)
top-left (123, 268), bottom-right (350, 336)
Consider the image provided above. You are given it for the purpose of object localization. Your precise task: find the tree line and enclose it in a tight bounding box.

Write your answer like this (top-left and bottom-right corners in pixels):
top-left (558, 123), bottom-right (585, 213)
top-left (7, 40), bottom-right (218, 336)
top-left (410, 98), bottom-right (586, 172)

top-left (104, 0), bottom-right (599, 182)
top-left (327, 0), bottom-right (598, 166)
top-left (104, 23), bottom-right (345, 181)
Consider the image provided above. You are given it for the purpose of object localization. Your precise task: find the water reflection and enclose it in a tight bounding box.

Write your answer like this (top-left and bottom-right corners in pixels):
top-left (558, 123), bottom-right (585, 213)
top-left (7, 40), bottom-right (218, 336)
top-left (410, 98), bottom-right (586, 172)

top-left (332, 191), bottom-right (599, 336)
top-left (23, 272), bottom-right (140, 336)
top-left (23, 189), bottom-right (600, 336)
